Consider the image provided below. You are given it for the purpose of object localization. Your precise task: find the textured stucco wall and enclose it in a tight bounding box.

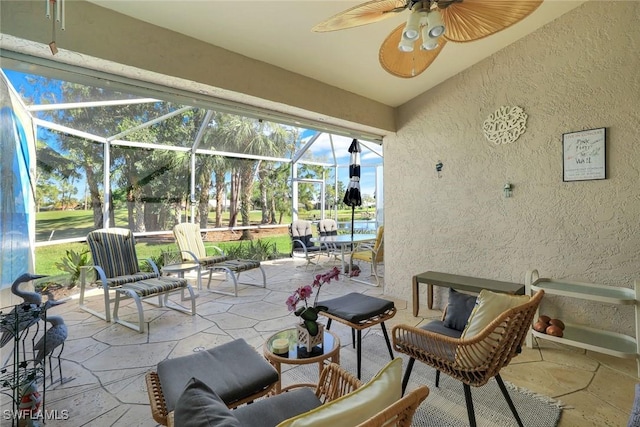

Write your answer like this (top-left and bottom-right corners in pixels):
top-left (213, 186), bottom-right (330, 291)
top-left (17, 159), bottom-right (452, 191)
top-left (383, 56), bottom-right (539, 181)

top-left (385, 1), bottom-right (640, 335)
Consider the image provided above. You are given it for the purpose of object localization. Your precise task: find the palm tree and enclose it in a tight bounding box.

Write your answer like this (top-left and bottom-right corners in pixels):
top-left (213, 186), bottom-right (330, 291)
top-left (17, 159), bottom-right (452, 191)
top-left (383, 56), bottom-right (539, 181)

top-left (197, 112), bottom-right (233, 228)
top-left (268, 163), bottom-right (292, 224)
top-left (219, 117), bottom-right (291, 239)
top-left (212, 159), bottom-right (229, 228)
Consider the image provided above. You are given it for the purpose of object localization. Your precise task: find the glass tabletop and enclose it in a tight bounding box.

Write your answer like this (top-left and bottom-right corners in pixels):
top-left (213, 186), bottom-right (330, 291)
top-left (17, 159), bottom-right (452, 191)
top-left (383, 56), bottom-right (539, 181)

top-left (312, 234), bottom-right (377, 244)
top-left (266, 328), bottom-right (338, 360)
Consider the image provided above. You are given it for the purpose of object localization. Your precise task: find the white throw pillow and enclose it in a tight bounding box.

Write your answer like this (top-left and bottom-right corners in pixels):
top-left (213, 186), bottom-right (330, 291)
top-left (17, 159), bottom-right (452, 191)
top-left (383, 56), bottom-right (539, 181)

top-left (276, 357), bottom-right (402, 427)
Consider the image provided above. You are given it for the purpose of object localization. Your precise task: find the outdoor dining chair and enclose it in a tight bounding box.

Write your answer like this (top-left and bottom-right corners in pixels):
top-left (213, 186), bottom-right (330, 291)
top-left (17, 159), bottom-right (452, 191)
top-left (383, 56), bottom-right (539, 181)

top-left (79, 228), bottom-right (196, 333)
top-left (317, 218), bottom-right (343, 262)
top-left (289, 220), bottom-right (325, 270)
top-left (351, 225), bottom-right (384, 286)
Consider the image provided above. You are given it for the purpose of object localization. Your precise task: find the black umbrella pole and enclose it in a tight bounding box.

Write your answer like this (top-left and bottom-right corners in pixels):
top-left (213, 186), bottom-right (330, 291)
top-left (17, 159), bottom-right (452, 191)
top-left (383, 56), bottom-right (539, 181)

top-left (351, 206), bottom-right (355, 240)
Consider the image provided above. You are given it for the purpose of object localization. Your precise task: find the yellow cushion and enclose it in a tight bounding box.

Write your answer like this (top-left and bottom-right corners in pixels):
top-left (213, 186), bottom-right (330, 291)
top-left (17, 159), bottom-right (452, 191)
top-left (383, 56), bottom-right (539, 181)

top-left (276, 358), bottom-right (402, 427)
top-left (460, 289), bottom-right (530, 340)
top-left (351, 250), bottom-right (373, 262)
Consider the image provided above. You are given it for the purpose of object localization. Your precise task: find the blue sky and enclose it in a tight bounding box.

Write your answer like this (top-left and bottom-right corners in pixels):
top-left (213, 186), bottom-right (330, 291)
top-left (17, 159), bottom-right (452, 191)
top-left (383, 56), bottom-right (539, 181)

top-left (298, 131), bottom-right (383, 198)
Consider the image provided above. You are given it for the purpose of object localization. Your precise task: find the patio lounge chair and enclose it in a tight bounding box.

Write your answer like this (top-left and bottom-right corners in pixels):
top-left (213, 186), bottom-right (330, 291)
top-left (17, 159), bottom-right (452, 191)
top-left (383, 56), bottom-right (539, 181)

top-left (172, 223), bottom-right (267, 296)
top-left (79, 228), bottom-right (196, 333)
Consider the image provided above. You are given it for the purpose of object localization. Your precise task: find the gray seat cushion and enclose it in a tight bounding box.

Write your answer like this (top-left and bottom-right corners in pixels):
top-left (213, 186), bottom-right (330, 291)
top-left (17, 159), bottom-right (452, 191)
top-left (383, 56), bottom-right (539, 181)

top-left (421, 320), bottom-right (464, 339)
top-left (421, 320), bottom-right (462, 361)
top-left (157, 339), bottom-right (278, 412)
top-left (318, 292), bottom-right (394, 323)
top-left (234, 388), bottom-right (322, 427)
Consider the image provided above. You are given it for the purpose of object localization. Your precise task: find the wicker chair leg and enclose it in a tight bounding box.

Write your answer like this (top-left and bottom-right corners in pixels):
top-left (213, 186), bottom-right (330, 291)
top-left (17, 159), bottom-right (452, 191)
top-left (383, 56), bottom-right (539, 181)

top-left (463, 383), bottom-right (477, 427)
top-left (495, 374), bottom-right (524, 427)
top-left (401, 357), bottom-right (415, 395)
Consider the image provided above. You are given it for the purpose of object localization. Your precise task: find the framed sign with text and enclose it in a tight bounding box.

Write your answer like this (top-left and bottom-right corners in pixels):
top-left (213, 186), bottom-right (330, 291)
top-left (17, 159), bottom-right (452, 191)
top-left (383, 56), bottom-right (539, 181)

top-left (562, 127), bottom-right (606, 182)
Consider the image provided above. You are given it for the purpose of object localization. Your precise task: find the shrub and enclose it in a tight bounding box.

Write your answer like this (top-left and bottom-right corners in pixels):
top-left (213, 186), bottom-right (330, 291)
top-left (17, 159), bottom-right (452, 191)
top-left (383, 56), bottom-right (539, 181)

top-left (55, 249), bottom-right (92, 288)
top-left (140, 251), bottom-right (166, 272)
top-left (222, 239), bottom-right (280, 261)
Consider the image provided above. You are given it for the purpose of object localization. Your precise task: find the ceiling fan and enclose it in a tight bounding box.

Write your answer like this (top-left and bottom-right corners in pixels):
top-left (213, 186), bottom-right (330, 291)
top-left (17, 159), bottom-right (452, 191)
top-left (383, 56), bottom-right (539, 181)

top-left (312, 0), bottom-right (543, 78)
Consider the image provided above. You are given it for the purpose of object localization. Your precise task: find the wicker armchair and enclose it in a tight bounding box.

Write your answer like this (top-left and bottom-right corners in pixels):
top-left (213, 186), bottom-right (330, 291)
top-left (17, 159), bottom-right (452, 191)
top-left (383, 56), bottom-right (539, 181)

top-left (392, 290), bottom-right (544, 427)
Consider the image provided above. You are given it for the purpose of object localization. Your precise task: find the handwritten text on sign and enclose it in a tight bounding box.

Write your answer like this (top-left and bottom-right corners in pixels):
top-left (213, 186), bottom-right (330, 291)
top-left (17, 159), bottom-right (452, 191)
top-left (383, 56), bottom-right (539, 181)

top-left (562, 128), bottom-right (606, 181)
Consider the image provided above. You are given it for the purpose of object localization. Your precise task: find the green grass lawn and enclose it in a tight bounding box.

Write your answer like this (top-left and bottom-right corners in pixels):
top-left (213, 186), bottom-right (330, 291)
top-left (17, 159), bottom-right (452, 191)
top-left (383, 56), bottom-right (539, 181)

top-left (35, 234), bottom-right (293, 277)
top-left (34, 207), bottom-right (376, 277)
top-left (36, 207), bottom-right (375, 241)
top-left (36, 209), bottom-right (130, 241)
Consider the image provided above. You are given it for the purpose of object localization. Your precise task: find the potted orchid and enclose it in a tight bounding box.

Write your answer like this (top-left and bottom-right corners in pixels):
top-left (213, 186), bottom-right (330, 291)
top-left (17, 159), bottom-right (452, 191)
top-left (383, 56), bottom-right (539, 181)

top-left (286, 266), bottom-right (340, 337)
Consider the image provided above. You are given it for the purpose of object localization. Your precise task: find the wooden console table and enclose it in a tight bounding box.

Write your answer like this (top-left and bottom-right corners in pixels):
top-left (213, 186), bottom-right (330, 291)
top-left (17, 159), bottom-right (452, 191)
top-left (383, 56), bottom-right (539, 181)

top-left (412, 271), bottom-right (525, 316)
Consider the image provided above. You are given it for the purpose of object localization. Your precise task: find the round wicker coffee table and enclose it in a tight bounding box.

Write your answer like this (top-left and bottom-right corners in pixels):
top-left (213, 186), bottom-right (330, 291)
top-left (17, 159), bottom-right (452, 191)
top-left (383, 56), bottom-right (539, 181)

top-left (264, 327), bottom-right (340, 394)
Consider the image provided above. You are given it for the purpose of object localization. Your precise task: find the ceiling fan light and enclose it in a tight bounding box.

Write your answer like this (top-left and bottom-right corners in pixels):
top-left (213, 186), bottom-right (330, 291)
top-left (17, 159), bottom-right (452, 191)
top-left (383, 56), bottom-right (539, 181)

top-left (398, 37), bottom-right (415, 52)
top-left (421, 38), bottom-right (439, 51)
top-left (402, 9), bottom-right (422, 41)
top-left (421, 26), bottom-right (439, 51)
top-left (403, 29), bottom-right (419, 41)
top-left (427, 10), bottom-right (445, 38)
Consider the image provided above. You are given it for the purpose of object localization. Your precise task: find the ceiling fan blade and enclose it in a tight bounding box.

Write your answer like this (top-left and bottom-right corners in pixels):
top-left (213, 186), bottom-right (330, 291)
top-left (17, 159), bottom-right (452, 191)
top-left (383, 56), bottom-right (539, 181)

top-left (312, 0), bottom-right (408, 32)
top-left (441, 0), bottom-right (543, 42)
top-left (379, 24), bottom-right (447, 78)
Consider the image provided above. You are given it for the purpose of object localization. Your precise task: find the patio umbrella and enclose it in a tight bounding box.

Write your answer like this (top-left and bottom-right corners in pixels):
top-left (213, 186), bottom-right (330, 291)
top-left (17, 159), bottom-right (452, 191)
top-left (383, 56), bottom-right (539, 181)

top-left (343, 139), bottom-right (362, 240)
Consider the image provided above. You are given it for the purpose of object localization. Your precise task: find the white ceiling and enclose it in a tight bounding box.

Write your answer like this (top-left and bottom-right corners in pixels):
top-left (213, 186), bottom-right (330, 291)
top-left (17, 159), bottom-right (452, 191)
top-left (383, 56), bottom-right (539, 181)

top-left (87, 0), bottom-right (584, 107)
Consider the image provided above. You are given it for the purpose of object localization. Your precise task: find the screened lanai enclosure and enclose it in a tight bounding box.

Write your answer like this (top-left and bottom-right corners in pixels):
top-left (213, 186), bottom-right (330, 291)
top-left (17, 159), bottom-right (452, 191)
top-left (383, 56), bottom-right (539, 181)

top-left (0, 58), bottom-right (383, 288)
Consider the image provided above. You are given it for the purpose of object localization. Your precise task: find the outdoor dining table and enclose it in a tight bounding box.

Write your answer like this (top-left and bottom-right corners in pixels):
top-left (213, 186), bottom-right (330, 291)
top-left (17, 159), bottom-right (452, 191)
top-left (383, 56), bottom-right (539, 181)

top-left (312, 233), bottom-right (377, 273)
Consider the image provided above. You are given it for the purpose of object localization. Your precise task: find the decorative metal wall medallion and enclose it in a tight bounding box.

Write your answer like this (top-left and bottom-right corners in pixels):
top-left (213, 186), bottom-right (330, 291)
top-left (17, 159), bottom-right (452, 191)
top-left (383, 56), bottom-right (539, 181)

top-left (482, 106), bottom-right (528, 145)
